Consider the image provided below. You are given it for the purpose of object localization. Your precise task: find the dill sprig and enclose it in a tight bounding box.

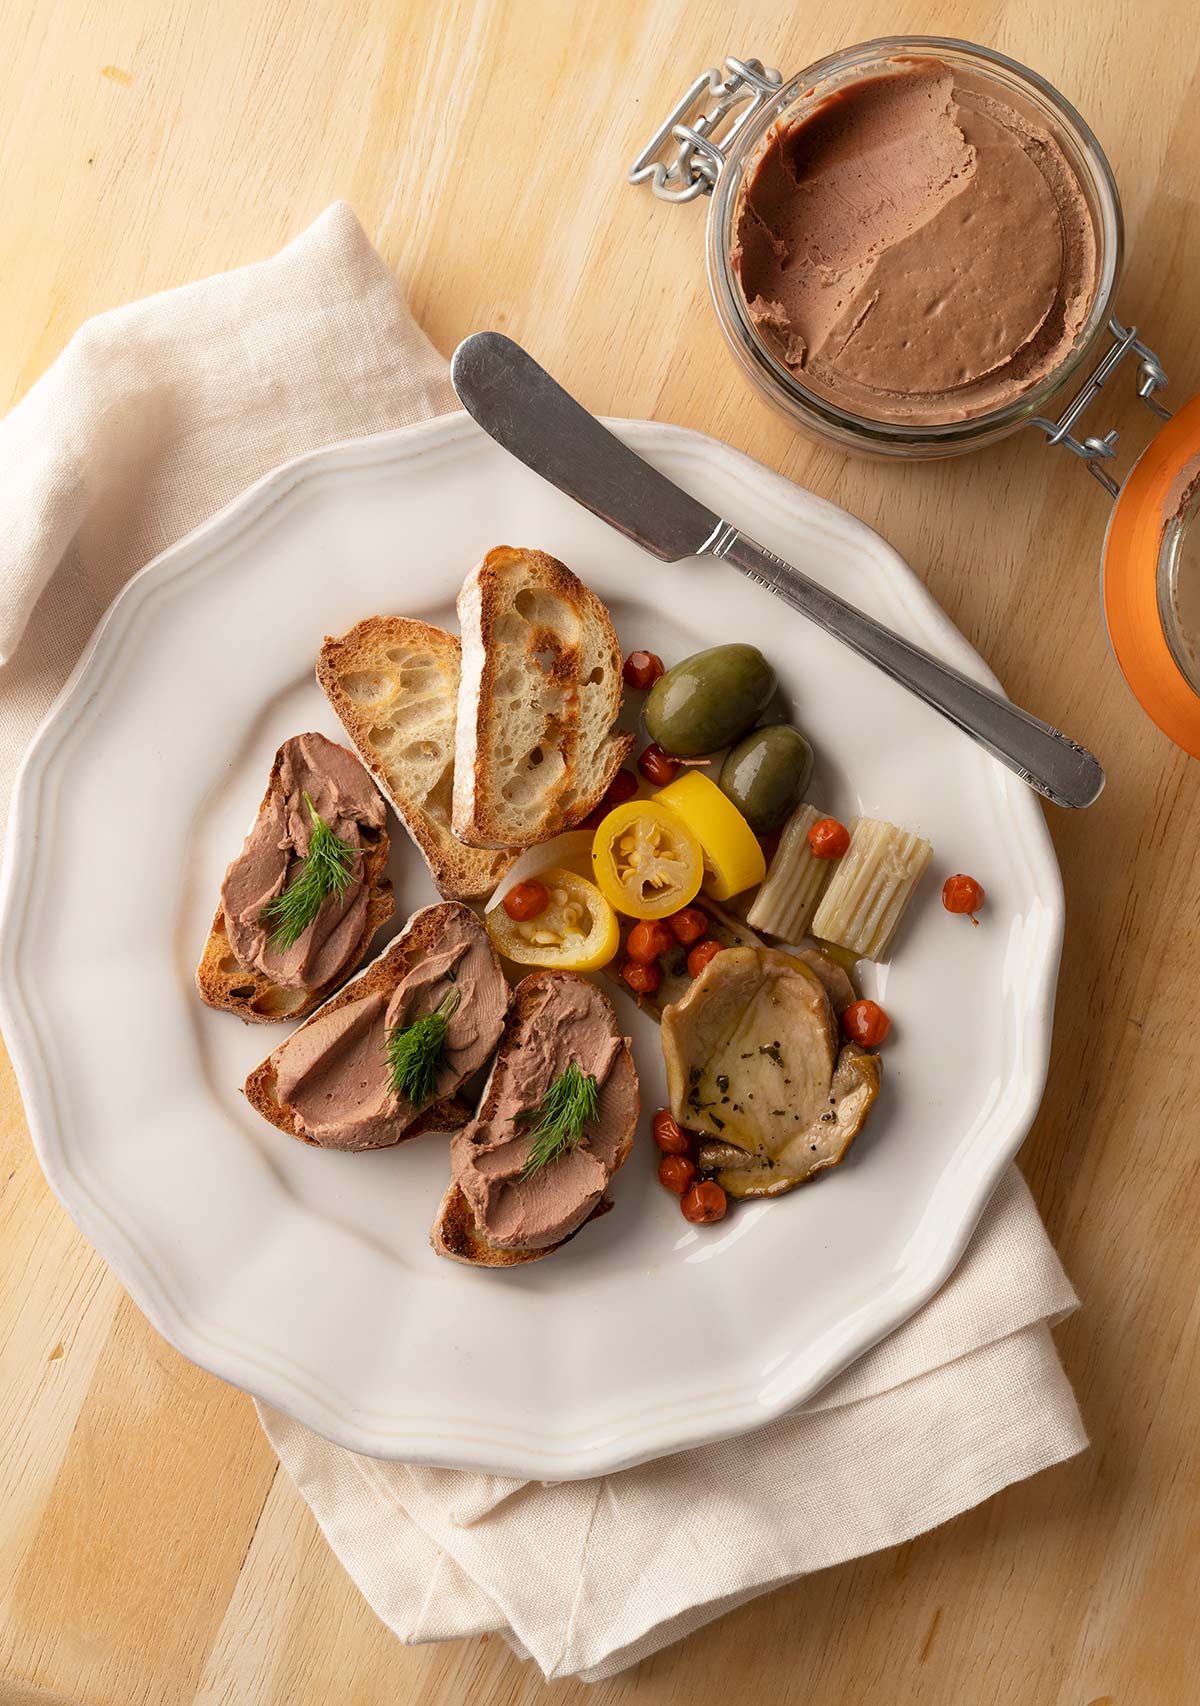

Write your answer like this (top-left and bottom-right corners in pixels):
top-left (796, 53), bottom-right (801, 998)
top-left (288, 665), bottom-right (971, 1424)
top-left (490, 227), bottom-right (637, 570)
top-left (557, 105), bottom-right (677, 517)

top-left (262, 792), bottom-right (359, 950)
top-left (385, 984), bottom-right (460, 1105)
top-left (519, 1062), bottom-right (600, 1179)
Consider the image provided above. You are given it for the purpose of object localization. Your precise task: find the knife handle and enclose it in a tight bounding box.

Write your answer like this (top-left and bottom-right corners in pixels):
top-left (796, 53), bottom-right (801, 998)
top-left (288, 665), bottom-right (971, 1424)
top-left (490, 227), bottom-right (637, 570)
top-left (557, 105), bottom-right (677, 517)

top-left (716, 530), bottom-right (1104, 810)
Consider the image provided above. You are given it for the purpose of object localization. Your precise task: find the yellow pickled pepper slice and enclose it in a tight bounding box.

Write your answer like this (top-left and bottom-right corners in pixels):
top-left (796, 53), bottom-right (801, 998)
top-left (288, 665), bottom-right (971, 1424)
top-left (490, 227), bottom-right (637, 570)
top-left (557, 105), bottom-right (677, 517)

top-left (653, 772), bottom-right (766, 901)
top-left (486, 868), bottom-right (619, 970)
top-left (590, 801), bottom-right (704, 919)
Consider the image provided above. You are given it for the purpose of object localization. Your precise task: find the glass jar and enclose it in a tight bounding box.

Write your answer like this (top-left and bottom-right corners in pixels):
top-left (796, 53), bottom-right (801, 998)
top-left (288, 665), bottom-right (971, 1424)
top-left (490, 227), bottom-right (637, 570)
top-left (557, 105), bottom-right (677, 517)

top-left (632, 37), bottom-right (1127, 457)
top-left (631, 39), bottom-right (1199, 755)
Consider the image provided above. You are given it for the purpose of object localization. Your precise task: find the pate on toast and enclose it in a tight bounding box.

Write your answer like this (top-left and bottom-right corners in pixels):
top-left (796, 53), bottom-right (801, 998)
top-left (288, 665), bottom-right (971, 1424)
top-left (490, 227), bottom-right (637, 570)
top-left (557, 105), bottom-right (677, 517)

top-left (430, 1183), bottom-right (613, 1268)
top-left (431, 970), bottom-right (638, 1265)
top-left (245, 902), bottom-right (507, 1150)
top-left (196, 732), bottom-right (393, 1025)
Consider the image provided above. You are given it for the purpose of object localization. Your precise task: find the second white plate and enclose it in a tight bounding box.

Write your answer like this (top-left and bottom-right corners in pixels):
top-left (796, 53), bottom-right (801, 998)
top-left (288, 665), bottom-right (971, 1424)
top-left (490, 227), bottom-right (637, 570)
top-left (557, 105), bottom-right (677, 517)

top-left (0, 413), bottom-right (1062, 1479)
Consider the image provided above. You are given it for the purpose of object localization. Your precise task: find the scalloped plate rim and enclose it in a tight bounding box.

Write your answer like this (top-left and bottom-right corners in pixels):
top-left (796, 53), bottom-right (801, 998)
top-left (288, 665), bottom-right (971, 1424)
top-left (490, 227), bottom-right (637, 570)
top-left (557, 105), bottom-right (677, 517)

top-left (0, 411), bottom-right (1063, 1478)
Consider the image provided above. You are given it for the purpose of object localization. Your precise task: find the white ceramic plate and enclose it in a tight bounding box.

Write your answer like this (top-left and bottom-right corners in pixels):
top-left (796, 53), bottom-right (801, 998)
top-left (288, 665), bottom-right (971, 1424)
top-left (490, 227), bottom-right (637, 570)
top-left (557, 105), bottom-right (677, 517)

top-left (0, 414), bottom-right (1062, 1479)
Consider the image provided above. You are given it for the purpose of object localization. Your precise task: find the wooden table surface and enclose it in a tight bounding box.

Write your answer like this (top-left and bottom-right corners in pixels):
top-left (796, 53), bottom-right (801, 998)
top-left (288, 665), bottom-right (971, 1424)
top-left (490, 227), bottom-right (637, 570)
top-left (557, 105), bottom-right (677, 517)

top-left (3, 1), bottom-right (1198, 1702)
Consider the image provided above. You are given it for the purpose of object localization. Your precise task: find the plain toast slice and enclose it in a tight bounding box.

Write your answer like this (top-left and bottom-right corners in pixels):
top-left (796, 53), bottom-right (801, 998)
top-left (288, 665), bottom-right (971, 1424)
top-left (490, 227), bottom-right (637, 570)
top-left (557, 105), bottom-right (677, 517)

top-left (317, 617), bottom-right (515, 900)
top-left (452, 547), bottom-right (636, 849)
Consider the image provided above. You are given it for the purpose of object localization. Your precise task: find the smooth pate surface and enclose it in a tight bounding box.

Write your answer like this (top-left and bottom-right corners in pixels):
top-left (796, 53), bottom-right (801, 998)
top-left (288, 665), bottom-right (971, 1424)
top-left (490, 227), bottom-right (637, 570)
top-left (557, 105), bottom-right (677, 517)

top-left (271, 912), bottom-right (508, 1149)
top-left (221, 731), bottom-right (385, 992)
top-left (452, 976), bottom-right (635, 1251)
top-left (732, 59), bottom-right (1099, 424)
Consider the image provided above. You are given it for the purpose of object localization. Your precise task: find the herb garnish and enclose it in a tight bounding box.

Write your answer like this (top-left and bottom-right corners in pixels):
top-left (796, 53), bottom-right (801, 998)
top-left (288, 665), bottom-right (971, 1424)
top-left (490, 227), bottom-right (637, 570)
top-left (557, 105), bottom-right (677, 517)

top-left (385, 984), bottom-right (460, 1105)
top-left (758, 1042), bottom-right (783, 1067)
top-left (519, 1062), bottom-right (599, 1179)
top-left (261, 792), bottom-right (359, 949)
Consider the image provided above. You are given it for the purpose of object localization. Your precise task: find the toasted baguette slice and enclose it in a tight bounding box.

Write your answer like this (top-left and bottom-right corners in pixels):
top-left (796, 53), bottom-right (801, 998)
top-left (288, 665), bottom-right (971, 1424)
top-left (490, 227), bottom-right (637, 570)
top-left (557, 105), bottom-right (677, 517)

top-left (430, 970), bottom-right (638, 1266)
top-left (317, 617), bottom-right (515, 900)
top-left (452, 547), bottom-right (636, 849)
top-left (196, 740), bottom-right (394, 1025)
top-left (244, 902), bottom-right (496, 1148)
top-left (431, 1183), bottom-right (612, 1268)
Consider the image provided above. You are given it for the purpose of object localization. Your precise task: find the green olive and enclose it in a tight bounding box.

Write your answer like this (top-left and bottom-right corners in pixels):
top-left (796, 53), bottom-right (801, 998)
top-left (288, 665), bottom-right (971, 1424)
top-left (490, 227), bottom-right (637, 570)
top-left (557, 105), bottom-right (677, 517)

top-left (645, 645), bottom-right (776, 757)
top-left (718, 725), bottom-right (814, 835)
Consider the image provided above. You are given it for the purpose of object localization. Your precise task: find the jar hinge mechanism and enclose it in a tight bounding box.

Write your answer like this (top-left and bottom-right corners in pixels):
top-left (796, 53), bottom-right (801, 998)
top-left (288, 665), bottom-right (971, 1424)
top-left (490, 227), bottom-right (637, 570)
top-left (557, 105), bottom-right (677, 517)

top-left (628, 57), bottom-right (783, 203)
top-left (1031, 317), bottom-right (1171, 497)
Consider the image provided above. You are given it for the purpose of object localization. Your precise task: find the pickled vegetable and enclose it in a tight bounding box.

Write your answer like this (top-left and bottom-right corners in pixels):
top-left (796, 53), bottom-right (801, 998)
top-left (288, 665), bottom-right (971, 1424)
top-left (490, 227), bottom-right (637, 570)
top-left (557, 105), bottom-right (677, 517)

top-left (842, 999), bottom-right (891, 1047)
top-left (746, 803), bottom-right (832, 940)
top-left (661, 942), bottom-right (880, 1187)
top-left (810, 818), bottom-right (933, 960)
top-left (486, 868), bottom-right (619, 971)
top-left (942, 873), bottom-right (985, 918)
top-left (808, 817), bottom-right (850, 859)
top-left (645, 644), bottom-right (776, 756)
top-left (653, 771), bottom-right (766, 900)
top-left (718, 725), bottom-right (814, 835)
top-left (591, 800), bottom-right (704, 919)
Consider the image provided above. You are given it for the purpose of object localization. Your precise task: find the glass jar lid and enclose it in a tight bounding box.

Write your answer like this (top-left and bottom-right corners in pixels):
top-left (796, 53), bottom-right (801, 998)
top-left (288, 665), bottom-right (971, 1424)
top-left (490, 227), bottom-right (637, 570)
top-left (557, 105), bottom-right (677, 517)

top-left (1103, 393), bottom-right (1200, 757)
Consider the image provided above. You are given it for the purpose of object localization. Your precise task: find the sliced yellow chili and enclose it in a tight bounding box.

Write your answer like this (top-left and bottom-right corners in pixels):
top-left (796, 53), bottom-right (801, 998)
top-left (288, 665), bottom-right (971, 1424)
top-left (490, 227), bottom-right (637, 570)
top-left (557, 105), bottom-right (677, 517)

top-left (486, 868), bottom-right (619, 970)
top-left (654, 771), bottom-right (766, 901)
top-left (590, 800), bottom-right (704, 920)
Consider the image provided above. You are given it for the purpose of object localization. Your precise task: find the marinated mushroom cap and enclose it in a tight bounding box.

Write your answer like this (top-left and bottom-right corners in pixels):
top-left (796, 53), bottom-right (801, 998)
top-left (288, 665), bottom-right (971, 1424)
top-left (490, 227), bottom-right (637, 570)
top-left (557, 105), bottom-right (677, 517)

top-left (699, 1044), bottom-right (880, 1197)
top-left (660, 944), bottom-right (880, 1198)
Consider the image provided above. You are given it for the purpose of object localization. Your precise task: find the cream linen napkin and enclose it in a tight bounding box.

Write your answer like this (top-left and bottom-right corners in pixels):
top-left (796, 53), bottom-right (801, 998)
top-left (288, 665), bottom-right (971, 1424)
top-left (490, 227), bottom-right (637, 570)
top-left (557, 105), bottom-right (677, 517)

top-left (0, 202), bottom-right (453, 845)
top-left (0, 204), bottom-right (1087, 1682)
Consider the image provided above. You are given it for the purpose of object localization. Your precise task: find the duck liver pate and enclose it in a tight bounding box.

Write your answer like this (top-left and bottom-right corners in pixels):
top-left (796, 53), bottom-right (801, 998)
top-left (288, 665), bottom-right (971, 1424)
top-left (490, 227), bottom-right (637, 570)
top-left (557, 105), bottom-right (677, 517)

top-left (271, 910), bottom-right (507, 1149)
top-left (733, 59), bottom-right (1099, 424)
top-left (221, 732), bottom-right (385, 992)
top-left (452, 975), bottom-right (638, 1251)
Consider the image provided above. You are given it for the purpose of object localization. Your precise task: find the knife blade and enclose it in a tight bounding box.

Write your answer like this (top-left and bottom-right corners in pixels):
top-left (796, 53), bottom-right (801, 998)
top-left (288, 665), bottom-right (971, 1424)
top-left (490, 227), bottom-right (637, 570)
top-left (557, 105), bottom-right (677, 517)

top-left (451, 331), bottom-right (723, 561)
top-left (450, 332), bottom-right (1104, 809)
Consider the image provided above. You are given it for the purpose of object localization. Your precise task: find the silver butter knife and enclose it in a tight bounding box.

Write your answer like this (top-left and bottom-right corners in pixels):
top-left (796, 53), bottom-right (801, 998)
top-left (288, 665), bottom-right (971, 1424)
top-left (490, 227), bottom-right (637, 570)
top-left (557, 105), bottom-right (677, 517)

top-left (450, 332), bottom-right (1104, 810)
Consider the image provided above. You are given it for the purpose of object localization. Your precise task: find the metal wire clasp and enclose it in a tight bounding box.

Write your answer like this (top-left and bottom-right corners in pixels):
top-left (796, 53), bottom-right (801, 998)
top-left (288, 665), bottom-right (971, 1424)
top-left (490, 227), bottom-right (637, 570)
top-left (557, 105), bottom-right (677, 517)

top-left (628, 56), bottom-right (783, 203)
top-left (1031, 317), bottom-right (1171, 497)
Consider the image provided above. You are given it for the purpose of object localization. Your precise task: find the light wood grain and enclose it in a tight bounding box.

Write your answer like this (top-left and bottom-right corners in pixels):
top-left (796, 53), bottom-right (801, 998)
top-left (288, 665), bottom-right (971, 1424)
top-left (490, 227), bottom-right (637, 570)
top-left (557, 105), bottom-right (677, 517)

top-left (2, 1), bottom-right (1199, 1701)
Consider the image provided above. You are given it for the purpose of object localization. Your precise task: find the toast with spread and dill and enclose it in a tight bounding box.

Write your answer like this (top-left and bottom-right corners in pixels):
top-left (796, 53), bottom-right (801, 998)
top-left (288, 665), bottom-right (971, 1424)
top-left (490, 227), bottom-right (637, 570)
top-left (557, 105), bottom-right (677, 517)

top-left (245, 902), bottom-right (509, 1151)
top-left (431, 970), bottom-right (638, 1266)
top-left (196, 732), bottom-right (394, 1024)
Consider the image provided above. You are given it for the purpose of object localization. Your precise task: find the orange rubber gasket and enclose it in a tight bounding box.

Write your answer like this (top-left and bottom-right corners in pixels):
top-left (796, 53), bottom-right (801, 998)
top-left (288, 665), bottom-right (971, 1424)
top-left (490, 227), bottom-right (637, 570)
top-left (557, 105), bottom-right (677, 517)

top-left (1103, 391), bottom-right (1200, 758)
